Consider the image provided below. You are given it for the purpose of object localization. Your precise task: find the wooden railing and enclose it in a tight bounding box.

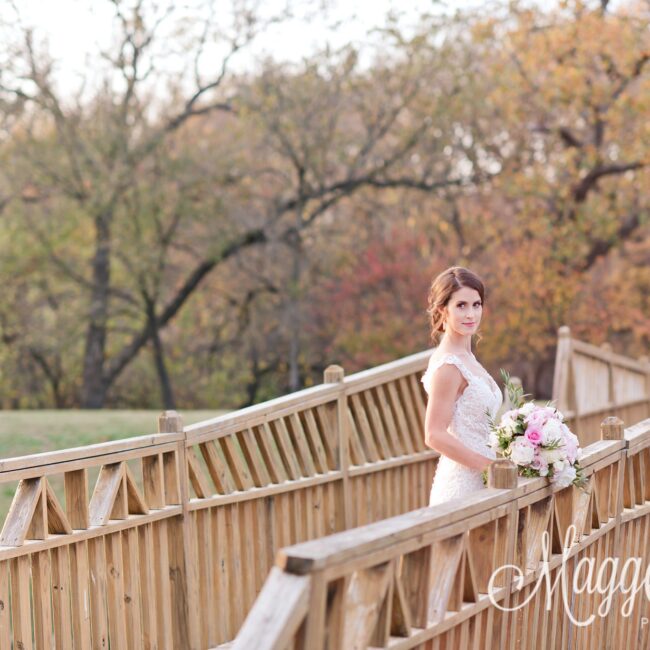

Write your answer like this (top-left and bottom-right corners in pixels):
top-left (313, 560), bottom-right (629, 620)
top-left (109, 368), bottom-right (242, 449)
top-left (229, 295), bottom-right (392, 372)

top-left (233, 416), bottom-right (650, 650)
top-left (0, 429), bottom-right (190, 649)
top-left (553, 325), bottom-right (650, 446)
top-left (1, 331), bottom-right (641, 649)
top-left (0, 349), bottom-right (439, 649)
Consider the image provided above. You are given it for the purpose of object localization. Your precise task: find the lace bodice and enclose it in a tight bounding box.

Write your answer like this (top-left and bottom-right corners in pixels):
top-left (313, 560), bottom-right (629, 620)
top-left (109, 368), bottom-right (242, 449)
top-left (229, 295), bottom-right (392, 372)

top-left (421, 351), bottom-right (503, 505)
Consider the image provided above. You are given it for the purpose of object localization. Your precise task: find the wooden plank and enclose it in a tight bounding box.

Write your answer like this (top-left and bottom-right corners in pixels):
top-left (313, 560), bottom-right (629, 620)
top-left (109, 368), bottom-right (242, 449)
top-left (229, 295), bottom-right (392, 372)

top-left (162, 450), bottom-right (181, 505)
top-left (349, 393), bottom-right (382, 461)
top-left (200, 441), bottom-right (236, 494)
top-left (89, 463), bottom-right (125, 526)
top-left (254, 423), bottom-right (288, 484)
top-left (154, 520), bottom-right (174, 649)
top-left (227, 503), bottom-right (245, 633)
top-left (32, 550), bottom-right (54, 650)
top-left (240, 500), bottom-right (257, 614)
top-left (46, 480), bottom-right (73, 535)
top-left (105, 532), bottom-right (128, 649)
top-left (64, 469), bottom-right (89, 529)
top-left (69, 540), bottom-right (92, 650)
top-left (28, 480), bottom-right (48, 540)
top-left (340, 561), bottom-right (392, 648)
top-left (300, 410), bottom-right (329, 475)
top-left (123, 527), bottom-right (143, 649)
top-left (52, 545), bottom-right (73, 650)
top-left (11, 555), bottom-right (33, 650)
top-left (195, 509), bottom-right (215, 647)
top-left (397, 376), bottom-right (424, 449)
top-left (124, 463), bottom-right (149, 515)
top-left (375, 386), bottom-right (404, 455)
top-left (168, 515), bottom-right (196, 649)
top-left (214, 506), bottom-right (232, 642)
top-left (314, 404), bottom-right (338, 471)
top-left (270, 418), bottom-right (303, 480)
top-left (88, 536), bottom-right (109, 650)
top-left (142, 453), bottom-right (165, 509)
top-left (381, 383), bottom-right (415, 455)
top-left (357, 391), bottom-right (394, 459)
top-left (287, 413), bottom-right (318, 477)
top-left (346, 406), bottom-right (368, 466)
top-left (139, 523), bottom-right (159, 650)
top-left (187, 446), bottom-right (213, 498)
top-left (0, 476), bottom-right (43, 546)
top-left (0, 561), bottom-right (11, 649)
top-left (220, 434), bottom-right (255, 490)
top-left (387, 380), bottom-right (420, 453)
top-left (237, 428), bottom-right (272, 487)
top-left (231, 567), bottom-right (310, 650)
top-left (0, 433), bottom-right (182, 475)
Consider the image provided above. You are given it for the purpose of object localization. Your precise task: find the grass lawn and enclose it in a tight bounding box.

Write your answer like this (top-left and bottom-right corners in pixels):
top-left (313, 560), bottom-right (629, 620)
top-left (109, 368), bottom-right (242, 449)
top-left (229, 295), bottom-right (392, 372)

top-left (0, 409), bottom-right (228, 520)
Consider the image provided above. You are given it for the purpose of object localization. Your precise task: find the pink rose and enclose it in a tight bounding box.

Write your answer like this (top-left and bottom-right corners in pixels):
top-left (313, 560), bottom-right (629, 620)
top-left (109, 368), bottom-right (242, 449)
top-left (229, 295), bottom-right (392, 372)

top-left (525, 427), bottom-right (543, 446)
top-left (525, 410), bottom-right (547, 428)
top-left (531, 451), bottom-right (548, 473)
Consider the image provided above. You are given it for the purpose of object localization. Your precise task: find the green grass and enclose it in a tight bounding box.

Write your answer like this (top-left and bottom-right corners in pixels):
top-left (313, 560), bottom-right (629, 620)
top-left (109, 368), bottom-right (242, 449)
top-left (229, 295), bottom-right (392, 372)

top-left (0, 409), bottom-right (228, 522)
top-left (0, 409), bottom-right (228, 460)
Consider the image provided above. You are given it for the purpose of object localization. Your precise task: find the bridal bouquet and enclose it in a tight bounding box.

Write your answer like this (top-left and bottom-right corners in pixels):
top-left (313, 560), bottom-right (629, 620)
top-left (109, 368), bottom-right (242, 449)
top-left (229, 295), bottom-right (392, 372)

top-left (483, 370), bottom-right (588, 490)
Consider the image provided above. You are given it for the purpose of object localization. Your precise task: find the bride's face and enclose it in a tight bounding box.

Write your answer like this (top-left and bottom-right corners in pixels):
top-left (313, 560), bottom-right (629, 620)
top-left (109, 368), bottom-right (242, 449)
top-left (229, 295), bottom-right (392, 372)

top-left (443, 286), bottom-right (482, 336)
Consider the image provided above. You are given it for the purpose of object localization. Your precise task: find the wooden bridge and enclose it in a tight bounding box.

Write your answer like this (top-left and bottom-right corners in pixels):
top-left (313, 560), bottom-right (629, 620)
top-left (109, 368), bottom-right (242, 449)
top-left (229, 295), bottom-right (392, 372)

top-left (0, 327), bottom-right (647, 649)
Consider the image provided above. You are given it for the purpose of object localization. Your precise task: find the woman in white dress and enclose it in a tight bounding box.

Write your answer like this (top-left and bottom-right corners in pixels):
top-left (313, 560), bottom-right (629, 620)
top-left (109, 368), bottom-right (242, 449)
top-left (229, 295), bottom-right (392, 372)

top-left (422, 266), bottom-right (503, 506)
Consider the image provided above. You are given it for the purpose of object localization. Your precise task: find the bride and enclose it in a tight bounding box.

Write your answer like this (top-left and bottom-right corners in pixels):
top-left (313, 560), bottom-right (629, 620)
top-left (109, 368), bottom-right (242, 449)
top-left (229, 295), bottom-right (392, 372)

top-left (421, 266), bottom-right (503, 506)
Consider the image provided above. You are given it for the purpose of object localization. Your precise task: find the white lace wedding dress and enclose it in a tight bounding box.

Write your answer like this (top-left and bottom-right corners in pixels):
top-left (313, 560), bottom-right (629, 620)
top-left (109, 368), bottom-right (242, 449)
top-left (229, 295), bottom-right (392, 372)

top-left (421, 352), bottom-right (503, 506)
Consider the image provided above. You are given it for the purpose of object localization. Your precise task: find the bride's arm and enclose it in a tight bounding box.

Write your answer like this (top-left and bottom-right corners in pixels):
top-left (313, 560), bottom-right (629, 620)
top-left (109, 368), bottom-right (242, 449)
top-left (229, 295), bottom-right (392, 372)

top-left (424, 363), bottom-right (494, 473)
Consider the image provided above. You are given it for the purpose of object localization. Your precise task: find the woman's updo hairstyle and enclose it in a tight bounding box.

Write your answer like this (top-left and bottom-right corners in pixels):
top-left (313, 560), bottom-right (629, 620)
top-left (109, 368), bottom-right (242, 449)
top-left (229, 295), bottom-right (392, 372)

top-left (426, 266), bottom-right (485, 343)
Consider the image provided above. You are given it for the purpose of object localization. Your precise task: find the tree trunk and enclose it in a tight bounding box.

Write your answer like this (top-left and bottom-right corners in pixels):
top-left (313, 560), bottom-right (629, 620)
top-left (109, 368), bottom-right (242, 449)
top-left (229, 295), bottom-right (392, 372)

top-left (147, 301), bottom-right (176, 409)
top-left (80, 212), bottom-right (112, 408)
top-left (287, 212), bottom-right (303, 393)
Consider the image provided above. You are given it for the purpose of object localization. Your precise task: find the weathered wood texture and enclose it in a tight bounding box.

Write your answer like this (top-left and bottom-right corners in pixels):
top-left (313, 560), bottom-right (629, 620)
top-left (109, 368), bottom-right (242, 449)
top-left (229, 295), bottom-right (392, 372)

top-left (0, 330), bottom-right (643, 649)
top-left (232, 417), bottom-right (650, 650)
top-left (0, 349), bottom-right (439, 648)
top-left (553, 326), bottom-right (650, 446)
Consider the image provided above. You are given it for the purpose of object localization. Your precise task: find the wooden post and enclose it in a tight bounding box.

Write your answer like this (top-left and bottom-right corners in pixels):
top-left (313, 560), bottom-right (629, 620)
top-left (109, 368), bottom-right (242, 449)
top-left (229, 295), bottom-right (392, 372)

top-left (639, 355), bottom-right (650, 419)
top-left (601, 342), bottom-right (617, 417)
top-left (599, 416), bottom-right (626, 650)
top-left (158, 410), bottom-right (200, 649)
top-left (324, 365), bottom-right (352, 529)
top-left (600, 416), bottom-right (624, 441)
top-left (487, 459), bottom-right (518, 489)
top-left (552, 326), bottom-right (572, 412)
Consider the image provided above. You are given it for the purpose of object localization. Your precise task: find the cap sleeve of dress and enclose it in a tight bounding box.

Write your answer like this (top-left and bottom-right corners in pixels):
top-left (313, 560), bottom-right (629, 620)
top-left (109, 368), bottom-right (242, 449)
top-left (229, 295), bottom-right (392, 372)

top-left (420, 353), bottom-right (473, 396)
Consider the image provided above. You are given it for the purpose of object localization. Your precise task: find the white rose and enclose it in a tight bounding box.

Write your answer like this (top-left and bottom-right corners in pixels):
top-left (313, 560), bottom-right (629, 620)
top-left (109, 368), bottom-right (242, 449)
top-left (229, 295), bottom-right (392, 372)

top-left (539, 466), bottom-right (549, 477)
top-left (553, 464), bottom-right (577, 488)
top-left (541, 447), bottom-right (565, 465)
top-left (519, 402), bottom-right (535, 416)
top-left (501, 420), bottom-right (517, 439)
top-left (554, 460), bottom-right (565, 472)
top-left (542, 419), bottom-right (563, 445)
top-left (510, 439), bottom-right (535, 465)
top-left (488, 432), bottom-right (499, 449)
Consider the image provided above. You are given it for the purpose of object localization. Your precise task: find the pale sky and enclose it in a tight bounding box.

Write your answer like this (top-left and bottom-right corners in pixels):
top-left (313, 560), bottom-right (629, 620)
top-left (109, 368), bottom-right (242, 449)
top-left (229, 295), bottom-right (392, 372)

top-left (3, 0), bottom-right (493, 92)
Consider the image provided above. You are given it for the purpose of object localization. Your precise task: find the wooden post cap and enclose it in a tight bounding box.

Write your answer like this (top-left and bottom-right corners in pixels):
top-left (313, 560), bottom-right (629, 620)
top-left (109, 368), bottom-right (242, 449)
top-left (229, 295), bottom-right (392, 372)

top-left (324, 365), bottom-right (344, 383)
top-left (488, 459), bottom-right (518, 489)
top-left (601, 416), bottom-right (624, 440)
top-left (158, 410), bottom-right (183, 433)
top-left (558, 325), bottom-right (571, 338)
top-left (600, 342), bottom-right (612, 352)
